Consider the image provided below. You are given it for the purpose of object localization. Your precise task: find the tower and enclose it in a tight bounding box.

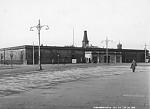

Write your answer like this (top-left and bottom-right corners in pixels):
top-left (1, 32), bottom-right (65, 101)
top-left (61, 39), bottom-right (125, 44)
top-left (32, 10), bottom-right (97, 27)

top-left (117, 42), bottom-right (122, 49)
top-left (82, 30), bottom-right (89, 48)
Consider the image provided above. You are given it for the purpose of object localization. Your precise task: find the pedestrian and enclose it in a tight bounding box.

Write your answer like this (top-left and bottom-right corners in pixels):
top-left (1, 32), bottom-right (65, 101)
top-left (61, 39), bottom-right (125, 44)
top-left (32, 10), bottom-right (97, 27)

top-left (52, 59), bottom-right (54, 64)
top-left (130, 59), bottom-right (137, 72)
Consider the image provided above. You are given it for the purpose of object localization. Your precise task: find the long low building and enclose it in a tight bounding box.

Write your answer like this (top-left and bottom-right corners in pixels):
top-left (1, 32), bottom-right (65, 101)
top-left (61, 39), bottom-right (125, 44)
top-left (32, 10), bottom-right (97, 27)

top-left (0, 45), bottom-right (148, 65)
top-left (0, 31), bottom-right (149, 64)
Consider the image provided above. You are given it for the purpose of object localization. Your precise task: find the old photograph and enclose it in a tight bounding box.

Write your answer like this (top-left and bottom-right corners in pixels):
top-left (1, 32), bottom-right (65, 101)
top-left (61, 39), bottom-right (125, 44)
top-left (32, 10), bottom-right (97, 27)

top-left (0, 0), bottom-right (150, 109)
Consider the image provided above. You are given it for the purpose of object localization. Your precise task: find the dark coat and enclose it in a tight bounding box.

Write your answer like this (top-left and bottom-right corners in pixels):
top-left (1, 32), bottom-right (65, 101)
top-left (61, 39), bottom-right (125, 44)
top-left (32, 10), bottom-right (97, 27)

top-left (130, 60), bottom-right (137, 69)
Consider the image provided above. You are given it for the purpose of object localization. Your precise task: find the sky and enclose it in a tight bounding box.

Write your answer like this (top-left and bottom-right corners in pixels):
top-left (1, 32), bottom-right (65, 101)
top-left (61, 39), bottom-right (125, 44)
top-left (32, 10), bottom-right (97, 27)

top-left (0, 0), bottom-right (150, 50)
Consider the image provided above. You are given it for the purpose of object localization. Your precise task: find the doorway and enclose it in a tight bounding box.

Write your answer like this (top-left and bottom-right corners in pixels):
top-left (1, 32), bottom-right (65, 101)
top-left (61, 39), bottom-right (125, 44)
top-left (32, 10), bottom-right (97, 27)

top-left (104, 56), bottom-right (110, 63)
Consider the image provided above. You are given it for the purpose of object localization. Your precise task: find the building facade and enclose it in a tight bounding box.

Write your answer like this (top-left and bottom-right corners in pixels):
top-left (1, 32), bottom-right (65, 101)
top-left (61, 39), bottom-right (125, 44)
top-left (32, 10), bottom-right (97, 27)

top-left (0, 31), bottom-right (148, 64)
top-left (0, 45), bottom-right (148, 65)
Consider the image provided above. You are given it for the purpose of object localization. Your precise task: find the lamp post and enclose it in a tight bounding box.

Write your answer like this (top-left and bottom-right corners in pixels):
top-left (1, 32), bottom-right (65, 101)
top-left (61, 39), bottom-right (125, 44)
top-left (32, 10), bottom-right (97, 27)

top-left (57, 54), bottom-right (60, 65)
top-left (33, 42), bottom-right (35, 65)
top-left (30, 19), bottom-right (49, 70)
top-left (101, 37), bottom-right (113, 63)
top-left (4, 50), bottom-right (5, 65)
top-left (97, 51), bottom-right (100, 63)
top-left (114, 52), bottom-right (116, 64)
top-left (10, 51), bottom-right (13, 68)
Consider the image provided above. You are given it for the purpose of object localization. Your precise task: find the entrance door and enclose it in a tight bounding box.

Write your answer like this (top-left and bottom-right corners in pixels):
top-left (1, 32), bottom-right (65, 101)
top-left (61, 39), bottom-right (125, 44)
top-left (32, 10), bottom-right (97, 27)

top-left (104, 56), bottom-right (110, 63)
top-left (93, 56), bottom-right (97, 63)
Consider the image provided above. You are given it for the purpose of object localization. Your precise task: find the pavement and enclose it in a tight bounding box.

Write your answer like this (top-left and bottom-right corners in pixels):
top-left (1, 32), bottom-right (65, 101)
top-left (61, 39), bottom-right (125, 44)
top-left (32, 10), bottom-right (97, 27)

top-left (0, 63), bottom-right (149, 109)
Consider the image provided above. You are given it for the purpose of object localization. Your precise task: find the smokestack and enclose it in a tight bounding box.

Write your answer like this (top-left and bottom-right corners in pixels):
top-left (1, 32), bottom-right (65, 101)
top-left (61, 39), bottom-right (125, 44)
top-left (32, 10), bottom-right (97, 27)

top-left (82, 30), bottom-right (89, 48)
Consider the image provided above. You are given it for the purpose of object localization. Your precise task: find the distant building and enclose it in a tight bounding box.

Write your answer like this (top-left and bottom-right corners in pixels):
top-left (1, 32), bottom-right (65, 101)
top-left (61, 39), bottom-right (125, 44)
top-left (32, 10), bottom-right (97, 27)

top-left (0, 31), bottom-right (149, 64)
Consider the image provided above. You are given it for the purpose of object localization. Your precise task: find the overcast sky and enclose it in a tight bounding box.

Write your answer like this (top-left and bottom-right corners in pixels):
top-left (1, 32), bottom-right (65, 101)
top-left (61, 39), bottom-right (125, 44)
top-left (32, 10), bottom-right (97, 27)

top-left (0, 0), bottom-right (150, 50)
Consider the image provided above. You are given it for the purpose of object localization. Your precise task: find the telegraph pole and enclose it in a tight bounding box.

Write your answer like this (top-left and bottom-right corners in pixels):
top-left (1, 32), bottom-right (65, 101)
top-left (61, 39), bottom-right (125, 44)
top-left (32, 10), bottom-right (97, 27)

top-left (4, 50), bottom-right (5, 65)
top-left (106, 37), bottom-right (109, 63)
top-left (101, 37), bottom-right (113, 63)
top-left (10, 51), bottom-right (13, 68)
top-left (33, 42), bottom-right (34, 65)
top-left (30, 19), bottom-right (49, 70)
top-left (73, 28), bottom-right (74, 46)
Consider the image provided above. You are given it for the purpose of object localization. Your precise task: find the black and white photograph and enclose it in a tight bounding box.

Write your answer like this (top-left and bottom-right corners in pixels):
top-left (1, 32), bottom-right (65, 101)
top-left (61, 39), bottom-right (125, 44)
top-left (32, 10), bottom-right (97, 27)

top-left (0, 0), bottom-right (149, 109)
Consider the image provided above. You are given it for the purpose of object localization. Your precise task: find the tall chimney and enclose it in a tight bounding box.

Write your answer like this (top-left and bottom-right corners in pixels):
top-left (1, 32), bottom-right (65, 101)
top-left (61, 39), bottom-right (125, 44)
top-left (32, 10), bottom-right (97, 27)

top-left (82, 30), bottom-right (89, 48)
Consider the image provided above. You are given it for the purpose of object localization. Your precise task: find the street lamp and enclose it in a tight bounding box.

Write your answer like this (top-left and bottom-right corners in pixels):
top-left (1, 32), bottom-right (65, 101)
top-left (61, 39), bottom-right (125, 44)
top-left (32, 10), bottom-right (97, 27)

top-left (10, 51), bottom-right (13, 68)
top-left (101, 37), bottom-right (113, 63)
top-left (97, 51), bottom-right (100, 63)
top-left (32, 42), bottom-right (35, 71)
top-left (0, 54), bottom-right (3, 65)
top-left (30, 19), bottom-right (49, 70)
top-left (114, 52), bottom-right (116, 64)
top-left (3, 50), bottom-right (5, 65)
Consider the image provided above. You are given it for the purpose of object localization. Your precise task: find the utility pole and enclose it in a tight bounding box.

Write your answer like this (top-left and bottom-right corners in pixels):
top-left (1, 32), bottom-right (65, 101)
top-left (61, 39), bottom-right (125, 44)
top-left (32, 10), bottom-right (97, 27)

top-left (101, 37), bottom-right (113, 63)
top-left (30, 19), bottom-right (49, 70)
top-left (73, 28), bottom-right (74, 47)
top-left (98, 51), bottom-right (100, 63)
top-left (114, 52), bottom-right (116, 64)
top-left (145, 43), bottom-right (146, 63)
top-left (57, 54), bottom-right (60, 65)
top-left (4, 50), bottom-right (5, 65)
top-left (33, 42), bottom-right (34, 65)
top-left (10, 51), bottom-right (13, 68)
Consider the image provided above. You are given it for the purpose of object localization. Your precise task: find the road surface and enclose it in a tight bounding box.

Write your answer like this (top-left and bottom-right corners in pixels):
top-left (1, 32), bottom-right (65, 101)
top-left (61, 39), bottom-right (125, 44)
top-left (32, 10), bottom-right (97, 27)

top-left (0, 63), bottom-right (149, 109)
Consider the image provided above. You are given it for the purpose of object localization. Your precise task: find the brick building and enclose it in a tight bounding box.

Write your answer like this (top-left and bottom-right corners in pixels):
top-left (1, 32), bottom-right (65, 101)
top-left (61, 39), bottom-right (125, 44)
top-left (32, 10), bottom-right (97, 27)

top-left (0, 45), bottom-right (148, 65)
top-left (0, 31), bottom-right (148, 65)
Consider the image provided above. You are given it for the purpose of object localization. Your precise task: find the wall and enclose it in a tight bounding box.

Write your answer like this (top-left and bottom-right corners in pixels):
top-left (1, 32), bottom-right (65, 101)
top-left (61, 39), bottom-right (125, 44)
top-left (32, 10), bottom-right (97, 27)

top-left (85, 51), bottom-right (122, 63)
top-left (0, 48), bottom-right (26, 64)
top-left (26, 47), bottom-right (85, 64)
top-left (0, 46), bottom-right (147, 65)
top-left (122, 51), bottom-right (145, 63)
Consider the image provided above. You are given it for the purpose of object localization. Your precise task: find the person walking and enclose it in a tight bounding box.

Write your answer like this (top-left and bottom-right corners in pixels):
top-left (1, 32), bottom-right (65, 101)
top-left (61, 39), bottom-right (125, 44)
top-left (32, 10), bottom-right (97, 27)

top-left (130, 59), bottom-right (137, 72)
